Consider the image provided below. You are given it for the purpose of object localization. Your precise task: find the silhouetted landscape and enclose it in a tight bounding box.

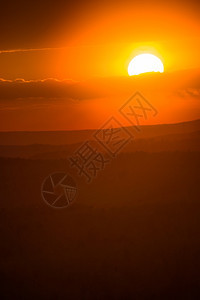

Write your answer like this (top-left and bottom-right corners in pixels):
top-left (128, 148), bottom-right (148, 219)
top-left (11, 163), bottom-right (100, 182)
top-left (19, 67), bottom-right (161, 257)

top-left (1, 120), bottom-right (200, 299)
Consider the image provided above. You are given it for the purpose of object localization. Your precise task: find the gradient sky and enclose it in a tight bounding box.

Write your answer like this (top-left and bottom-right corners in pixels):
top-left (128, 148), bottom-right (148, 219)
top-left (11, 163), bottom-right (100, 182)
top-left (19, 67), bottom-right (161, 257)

top-left (0, 0), bottom-right (200, 130)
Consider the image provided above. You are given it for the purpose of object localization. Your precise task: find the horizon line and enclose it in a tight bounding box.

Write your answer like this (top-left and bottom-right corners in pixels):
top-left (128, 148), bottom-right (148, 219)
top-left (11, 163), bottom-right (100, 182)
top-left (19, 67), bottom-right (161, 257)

top-left (0, 118), bottom-right (199, 133)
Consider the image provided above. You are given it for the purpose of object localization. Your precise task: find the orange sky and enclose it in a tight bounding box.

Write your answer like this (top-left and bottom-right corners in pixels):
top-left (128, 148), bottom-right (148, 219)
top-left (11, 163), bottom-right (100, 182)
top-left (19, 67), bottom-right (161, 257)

top-left (0, 0), bottom-right (200, 130)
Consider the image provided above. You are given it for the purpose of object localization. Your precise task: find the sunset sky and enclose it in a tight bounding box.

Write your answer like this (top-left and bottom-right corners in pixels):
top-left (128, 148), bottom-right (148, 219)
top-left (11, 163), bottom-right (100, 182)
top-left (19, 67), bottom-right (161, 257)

top-left (0, 0), bottom-right (200, 130)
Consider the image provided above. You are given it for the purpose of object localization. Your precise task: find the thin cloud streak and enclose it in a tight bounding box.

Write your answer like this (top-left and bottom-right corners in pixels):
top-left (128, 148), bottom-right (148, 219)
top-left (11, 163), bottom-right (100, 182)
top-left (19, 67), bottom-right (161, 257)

top-left (0, 47), bottom-right (66, 55)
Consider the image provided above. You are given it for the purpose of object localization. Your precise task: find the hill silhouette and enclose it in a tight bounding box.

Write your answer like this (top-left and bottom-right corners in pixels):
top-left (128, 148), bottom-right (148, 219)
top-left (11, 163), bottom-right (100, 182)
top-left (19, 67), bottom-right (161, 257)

top-left (0, 120), bottom-right (200, 299)
top-left (0, 119), bottom-right (199, 159)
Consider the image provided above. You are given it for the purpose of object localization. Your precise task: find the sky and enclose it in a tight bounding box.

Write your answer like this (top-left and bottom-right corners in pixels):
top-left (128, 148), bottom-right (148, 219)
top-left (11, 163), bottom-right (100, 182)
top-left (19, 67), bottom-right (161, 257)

top-left (0, 0), bottom-right (200, 130)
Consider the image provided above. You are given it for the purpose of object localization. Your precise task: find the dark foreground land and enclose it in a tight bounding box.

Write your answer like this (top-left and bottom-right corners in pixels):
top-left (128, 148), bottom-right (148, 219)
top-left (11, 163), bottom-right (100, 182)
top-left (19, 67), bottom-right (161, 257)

top-left (1, 151), bottom-right (200, 299)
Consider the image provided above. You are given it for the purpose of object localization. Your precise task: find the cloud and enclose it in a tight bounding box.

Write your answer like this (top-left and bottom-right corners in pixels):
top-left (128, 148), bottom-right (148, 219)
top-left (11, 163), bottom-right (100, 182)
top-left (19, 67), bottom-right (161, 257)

top-left (177, 88), bottom-right (200, 98)
top-left (0, 47), bottom-right (66, 55)
top-left (0, 69), bottom-right (200, 104)
top-left (0, 78), bottom-right (104, 101)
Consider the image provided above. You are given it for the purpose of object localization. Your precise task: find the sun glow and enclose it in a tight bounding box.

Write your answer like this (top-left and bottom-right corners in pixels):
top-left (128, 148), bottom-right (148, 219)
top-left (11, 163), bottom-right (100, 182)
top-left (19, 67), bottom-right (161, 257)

top-left (128, 53), bottom-right (164, 76)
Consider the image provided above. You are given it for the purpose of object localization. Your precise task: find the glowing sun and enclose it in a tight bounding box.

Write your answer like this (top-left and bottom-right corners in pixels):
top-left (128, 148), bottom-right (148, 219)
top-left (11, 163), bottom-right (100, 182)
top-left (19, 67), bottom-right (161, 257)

top-left (128, 54), bottom-right (164, 76)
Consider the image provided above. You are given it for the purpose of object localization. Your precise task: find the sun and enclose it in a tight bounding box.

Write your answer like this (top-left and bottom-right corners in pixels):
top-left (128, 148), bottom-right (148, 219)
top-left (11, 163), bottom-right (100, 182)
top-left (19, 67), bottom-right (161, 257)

top-left (128, 53), bottom-right (164, 76)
